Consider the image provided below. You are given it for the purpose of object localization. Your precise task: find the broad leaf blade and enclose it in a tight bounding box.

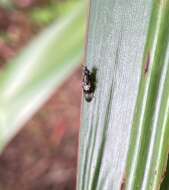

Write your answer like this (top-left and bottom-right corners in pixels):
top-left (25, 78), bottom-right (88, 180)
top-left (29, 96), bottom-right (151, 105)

top-left (78, 0), bottom-right (153, 189)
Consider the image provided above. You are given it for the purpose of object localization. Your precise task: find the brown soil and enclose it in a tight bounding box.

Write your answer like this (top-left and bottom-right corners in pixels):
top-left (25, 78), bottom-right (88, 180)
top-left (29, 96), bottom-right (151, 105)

top-left (0, 68), bottom-right (82, 190)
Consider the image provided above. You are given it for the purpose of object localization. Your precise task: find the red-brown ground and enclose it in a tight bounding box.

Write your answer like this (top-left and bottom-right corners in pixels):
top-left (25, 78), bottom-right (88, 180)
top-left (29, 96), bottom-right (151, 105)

top-left (0, 68), bottom-right (82, 190)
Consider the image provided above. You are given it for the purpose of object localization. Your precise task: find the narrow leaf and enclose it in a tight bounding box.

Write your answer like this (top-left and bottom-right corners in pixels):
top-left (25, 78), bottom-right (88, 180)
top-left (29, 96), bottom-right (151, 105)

top-left (126, 1), bottom-right (169, 189)
top-left (0, 1), bottom-right (86, 152)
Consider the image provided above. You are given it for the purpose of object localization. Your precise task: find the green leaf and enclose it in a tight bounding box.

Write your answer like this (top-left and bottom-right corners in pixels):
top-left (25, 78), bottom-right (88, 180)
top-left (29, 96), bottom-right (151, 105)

top-left (0, 1), bottom-right (86, 152)
top-left (30, 0), bottom-right (79, 25)
top-left (77, 0), bottom-right (169, 190)
top-left (126, 0), bottom-right (169, 189)
top-left (0, 0), bottom-right (13, 8)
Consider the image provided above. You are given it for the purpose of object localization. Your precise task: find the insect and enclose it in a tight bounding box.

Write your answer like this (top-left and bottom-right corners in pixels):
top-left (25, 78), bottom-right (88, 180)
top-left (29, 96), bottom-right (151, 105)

top-left (82, 66), bottom-right (96, 102)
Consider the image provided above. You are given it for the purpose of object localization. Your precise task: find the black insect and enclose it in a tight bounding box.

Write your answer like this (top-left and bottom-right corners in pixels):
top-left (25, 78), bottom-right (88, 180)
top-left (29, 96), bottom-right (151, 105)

top-left (82, 66), bottom-right (96, 102)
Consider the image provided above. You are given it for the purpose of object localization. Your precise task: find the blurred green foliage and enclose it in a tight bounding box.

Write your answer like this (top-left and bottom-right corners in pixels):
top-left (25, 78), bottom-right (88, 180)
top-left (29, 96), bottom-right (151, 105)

top-left (0, 0), bottom-right (12, 8)
top-left (0, 0), bottom-right (86, 151)
top-left (30, 0), bottom-right (80, 26)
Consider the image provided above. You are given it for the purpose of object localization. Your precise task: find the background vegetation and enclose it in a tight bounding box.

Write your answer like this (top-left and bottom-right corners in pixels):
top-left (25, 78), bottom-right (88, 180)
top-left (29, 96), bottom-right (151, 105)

top-left (0, 0), bottom-right (85, 189)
